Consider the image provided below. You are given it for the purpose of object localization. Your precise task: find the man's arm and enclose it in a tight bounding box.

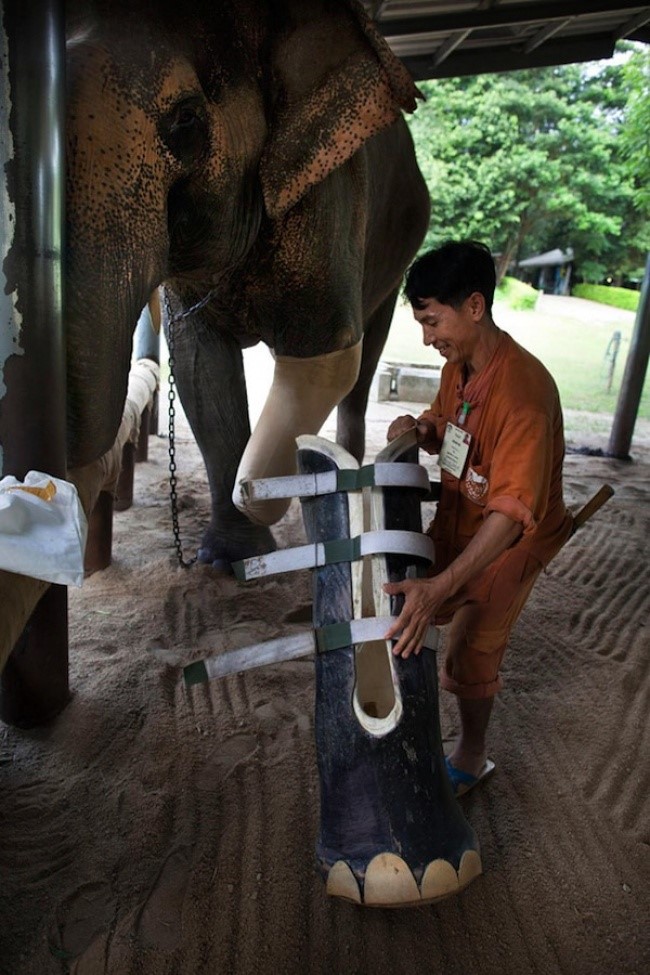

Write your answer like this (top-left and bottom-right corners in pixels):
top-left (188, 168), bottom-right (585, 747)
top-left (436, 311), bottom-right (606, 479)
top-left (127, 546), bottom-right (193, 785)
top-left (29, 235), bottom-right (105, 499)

top-left (383, 511), bottom-right (523, 658)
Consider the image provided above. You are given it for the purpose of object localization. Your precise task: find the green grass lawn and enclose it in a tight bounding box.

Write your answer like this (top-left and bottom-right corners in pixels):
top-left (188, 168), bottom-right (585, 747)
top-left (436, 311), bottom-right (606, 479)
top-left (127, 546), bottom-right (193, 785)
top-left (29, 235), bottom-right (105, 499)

top-left (383, 296), bottom-right (649, 420)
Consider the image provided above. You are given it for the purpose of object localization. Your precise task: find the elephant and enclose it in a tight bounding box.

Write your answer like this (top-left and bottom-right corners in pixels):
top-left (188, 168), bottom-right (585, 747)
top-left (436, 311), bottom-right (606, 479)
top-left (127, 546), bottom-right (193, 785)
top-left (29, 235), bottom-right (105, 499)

top-left (65, 0), bottom-right (431, 569)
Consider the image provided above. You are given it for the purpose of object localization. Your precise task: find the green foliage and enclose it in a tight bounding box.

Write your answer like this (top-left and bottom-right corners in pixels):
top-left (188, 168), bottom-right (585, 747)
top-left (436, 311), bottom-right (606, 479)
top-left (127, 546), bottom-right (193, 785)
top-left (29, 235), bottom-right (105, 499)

top-left (572, 283), bottom-right (640, 312)
top-left (619, 44), bottom-right (650, 210)
top-left (495, 276), bottom-right (539, 310)
top-left (407, 52), bottom-right (650, 285)
top-left (383, 300), bottom-right (649, 421)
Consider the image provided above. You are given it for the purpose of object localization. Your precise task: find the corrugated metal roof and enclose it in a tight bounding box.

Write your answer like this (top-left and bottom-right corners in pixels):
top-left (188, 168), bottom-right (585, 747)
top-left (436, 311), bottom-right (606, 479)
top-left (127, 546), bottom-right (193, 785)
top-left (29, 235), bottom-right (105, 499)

top-left (362, 1), bottom-right (650, 78)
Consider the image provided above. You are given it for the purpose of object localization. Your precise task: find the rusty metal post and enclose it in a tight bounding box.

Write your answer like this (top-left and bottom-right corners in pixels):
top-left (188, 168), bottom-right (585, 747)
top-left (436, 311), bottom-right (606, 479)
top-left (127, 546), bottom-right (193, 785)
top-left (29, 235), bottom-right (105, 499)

top-left (0, 0), bottom-right (69, 726)
top-left (608, 254), bottom-right (650, 459)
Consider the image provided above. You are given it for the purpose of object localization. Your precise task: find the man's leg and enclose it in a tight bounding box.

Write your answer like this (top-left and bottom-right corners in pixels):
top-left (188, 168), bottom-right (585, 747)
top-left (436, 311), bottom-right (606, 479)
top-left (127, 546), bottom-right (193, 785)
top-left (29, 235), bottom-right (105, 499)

top-left (448, 696), bottom-right (494, 778)
top-left (441, 609), bottom-right (499, 777)
top-left (439, 549), bottom-right (544, 779)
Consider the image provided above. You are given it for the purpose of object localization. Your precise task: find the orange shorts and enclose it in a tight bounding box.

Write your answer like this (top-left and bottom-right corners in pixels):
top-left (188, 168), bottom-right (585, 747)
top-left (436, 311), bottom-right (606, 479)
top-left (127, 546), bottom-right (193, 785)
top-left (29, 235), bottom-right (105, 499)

top-left (434, 545), bottom-right (543, 700)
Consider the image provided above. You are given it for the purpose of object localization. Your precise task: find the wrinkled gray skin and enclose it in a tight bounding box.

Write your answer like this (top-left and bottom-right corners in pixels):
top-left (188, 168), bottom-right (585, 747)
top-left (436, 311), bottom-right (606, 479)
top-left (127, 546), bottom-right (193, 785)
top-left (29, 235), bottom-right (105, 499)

top-left (66, 0), bottom-right (430, 568)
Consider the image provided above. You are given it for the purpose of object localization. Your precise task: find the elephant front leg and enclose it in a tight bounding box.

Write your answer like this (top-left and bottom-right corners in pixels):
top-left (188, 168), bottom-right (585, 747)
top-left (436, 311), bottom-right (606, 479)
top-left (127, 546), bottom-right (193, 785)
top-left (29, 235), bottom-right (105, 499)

top-left (164, 308), bottom-right (275, 569)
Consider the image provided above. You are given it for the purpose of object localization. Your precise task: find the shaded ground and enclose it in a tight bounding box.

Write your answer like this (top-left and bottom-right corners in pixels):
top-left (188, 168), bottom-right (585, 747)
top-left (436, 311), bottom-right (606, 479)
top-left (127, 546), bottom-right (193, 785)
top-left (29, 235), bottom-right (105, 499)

top-left (1, 348), bottom-right (649, 975)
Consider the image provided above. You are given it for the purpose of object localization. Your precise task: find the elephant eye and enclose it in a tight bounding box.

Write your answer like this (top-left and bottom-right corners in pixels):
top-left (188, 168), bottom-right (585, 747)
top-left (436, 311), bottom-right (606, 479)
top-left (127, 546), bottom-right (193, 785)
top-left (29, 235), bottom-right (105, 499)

top-left (160, 96), bottom-right (208, 166)
top-left (176, 105), bottom-right (197, 128)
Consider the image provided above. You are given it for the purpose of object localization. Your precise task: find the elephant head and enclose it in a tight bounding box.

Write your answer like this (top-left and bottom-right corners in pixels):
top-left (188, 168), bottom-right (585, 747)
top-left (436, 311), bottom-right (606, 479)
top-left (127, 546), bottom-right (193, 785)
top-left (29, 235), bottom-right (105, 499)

top-left (65, 0), bottom-right (263, 464)
top-left (65, 0), bottom-right (422, 470)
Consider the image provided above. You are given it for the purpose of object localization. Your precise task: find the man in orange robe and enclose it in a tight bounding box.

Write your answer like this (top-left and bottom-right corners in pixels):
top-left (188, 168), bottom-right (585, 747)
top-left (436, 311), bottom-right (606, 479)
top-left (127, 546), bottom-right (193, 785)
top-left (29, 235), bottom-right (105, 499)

top-left (384, 240), bottom-right (572, 796)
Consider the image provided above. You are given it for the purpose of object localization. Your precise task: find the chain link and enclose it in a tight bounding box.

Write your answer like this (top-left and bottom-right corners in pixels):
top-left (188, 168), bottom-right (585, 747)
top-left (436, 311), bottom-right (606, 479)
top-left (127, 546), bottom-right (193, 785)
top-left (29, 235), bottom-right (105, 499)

top-left (164, 290), bottom-right (211, 568)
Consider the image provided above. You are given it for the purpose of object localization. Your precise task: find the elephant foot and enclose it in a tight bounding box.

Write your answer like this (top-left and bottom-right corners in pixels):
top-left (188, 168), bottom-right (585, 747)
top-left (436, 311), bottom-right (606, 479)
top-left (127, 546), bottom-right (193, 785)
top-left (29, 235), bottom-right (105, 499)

top-left (197, 522), bottom-right (277, 571)
top-left (324, 850), bottom-right (482, 908)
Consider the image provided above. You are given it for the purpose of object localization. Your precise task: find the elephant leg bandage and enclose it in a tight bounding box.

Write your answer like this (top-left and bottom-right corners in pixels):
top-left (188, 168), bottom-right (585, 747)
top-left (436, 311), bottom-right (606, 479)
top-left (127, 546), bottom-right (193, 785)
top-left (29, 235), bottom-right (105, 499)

top-left (232, 340), bottom-right (362, 525)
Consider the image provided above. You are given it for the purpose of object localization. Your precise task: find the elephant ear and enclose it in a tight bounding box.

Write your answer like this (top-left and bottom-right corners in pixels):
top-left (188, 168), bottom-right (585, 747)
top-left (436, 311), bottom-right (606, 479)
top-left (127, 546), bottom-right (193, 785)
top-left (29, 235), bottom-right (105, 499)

top-left (260, 0), bottom-right (423, 220)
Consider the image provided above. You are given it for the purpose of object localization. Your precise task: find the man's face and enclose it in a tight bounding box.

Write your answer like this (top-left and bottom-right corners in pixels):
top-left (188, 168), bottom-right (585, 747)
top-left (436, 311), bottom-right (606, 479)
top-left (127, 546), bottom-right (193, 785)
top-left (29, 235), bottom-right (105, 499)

top-left (412, 295), bottom-right (480, 366)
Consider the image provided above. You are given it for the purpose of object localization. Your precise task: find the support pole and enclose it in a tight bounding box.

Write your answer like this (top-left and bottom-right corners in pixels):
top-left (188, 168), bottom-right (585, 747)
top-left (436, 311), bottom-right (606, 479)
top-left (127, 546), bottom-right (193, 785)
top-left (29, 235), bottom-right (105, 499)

top-left (133, 298), bottom-right (160, 458)
top-left (0, 0), bottom-right (69, 726)
top-left (608, 254), bottom-right (650, 459)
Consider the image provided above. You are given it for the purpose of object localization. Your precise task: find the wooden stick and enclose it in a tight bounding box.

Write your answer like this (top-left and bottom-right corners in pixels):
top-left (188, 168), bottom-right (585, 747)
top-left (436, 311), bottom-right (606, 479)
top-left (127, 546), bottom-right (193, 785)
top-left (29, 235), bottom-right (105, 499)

top-left (572, 484), bottom-right (615, 533)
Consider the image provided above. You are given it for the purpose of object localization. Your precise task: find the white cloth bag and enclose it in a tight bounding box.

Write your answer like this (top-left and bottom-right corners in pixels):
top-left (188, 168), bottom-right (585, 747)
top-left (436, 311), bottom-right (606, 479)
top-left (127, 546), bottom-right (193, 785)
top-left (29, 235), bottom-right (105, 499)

top-left (0, 471), bottom-right (87, 587)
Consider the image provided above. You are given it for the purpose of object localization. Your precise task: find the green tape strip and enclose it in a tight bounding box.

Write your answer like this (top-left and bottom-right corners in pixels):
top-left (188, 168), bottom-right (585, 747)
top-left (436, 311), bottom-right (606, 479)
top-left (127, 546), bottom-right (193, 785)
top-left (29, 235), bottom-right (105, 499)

top-left (335, 469), bottom-right (360, 491)
top-left (184, 660), bottom-right (209, 686)
top-left (315, 621), bottom-right (352, 653)
top-left (231, 560), bottom-right (247, 581)
top-left (322, 535), bottom-right (361, 564)
top-left (336, 465), bottom-right (376, 491)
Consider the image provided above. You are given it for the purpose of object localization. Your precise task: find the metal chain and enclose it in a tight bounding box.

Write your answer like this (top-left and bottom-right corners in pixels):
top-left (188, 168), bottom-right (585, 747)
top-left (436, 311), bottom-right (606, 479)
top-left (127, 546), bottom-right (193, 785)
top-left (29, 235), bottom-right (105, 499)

top-left (164, 289), bottom-right (218, 569)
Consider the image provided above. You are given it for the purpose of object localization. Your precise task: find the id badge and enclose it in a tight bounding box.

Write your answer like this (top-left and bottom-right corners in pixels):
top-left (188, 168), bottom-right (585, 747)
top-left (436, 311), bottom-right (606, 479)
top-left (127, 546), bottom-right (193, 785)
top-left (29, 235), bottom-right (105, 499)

top-left (439, 422), bottom-right (472, 479)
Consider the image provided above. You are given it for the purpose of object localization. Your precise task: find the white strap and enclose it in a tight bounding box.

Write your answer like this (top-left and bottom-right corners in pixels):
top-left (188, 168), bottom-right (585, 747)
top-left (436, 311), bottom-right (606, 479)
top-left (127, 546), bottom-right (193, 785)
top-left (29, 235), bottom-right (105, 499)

top-left (239, 471), bottom-right (337, 502)
top-left (237, 462), bottom-right (430, 503)
top-left (202, 632), bottom-right (314, 682)
top-left (233, 529), bottom-right (434, 581)
top-left (316, 616), bottom-right (438, 653)
top-left (183, 617), bottom-right (438, 684)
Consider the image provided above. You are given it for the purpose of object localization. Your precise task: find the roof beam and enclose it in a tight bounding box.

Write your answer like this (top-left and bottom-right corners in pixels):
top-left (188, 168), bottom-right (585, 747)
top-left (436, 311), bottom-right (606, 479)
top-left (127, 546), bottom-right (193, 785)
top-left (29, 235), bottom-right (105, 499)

top-left (433, 29), bottom-right (472, 67)
top-left (370, 1), bottom-right (388, 19)
top-left (378, 1), bottom-right (649, 38)
top-left (399, 34), bottom-right (617, 80)
top-left (616, 9), bottom-right (650, 38)
top-left (524, 17), bottom-right (573, 53)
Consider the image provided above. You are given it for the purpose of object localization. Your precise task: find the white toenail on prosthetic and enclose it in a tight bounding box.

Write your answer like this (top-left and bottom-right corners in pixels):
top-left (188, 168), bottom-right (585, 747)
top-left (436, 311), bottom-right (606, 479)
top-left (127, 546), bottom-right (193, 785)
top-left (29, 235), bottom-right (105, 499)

top-left (363, 853), bottom-right (420, 906)
top-left (325, 861), bottom-right (361, 903)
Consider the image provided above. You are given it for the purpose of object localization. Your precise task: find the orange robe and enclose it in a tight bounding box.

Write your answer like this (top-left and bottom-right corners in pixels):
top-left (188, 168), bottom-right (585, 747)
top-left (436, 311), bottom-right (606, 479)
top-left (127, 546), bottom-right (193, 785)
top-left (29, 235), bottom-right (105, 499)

top-left (419, 329), bottom-right (573, 597)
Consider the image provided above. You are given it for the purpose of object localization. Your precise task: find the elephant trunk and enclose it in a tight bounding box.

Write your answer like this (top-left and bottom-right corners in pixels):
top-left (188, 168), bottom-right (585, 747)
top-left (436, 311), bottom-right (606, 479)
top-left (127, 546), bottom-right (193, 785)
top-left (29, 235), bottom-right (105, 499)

top-left (232, 341), bottom-right (362, 525)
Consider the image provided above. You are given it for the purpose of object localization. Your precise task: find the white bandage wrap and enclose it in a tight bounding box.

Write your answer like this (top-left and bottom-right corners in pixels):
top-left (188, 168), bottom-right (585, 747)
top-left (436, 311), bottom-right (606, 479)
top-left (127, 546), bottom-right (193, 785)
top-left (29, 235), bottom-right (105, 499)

top-left (233, 341), bottom-right (363, 525)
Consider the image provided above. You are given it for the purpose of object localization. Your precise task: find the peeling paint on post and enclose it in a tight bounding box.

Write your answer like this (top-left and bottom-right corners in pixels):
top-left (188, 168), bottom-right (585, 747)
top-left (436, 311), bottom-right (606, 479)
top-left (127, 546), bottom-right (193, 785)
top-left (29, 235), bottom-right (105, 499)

top-left (0, 7), bottom-right (23, 475)
top-left (0, 0), bottom-right (70, 727)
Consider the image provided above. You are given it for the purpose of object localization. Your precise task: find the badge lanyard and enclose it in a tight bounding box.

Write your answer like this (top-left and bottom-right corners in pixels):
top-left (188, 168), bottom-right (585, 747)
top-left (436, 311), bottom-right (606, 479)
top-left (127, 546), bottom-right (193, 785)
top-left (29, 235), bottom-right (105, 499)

top-left (439, 401), bottom-right (472, 478)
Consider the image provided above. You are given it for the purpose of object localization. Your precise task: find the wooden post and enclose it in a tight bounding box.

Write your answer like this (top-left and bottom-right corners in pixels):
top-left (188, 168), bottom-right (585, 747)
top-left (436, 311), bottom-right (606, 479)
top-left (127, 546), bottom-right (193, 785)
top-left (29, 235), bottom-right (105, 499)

top-left (0, 0), bottom-right (69, 726)
top-left (607, 254), bottom-right (650, 459)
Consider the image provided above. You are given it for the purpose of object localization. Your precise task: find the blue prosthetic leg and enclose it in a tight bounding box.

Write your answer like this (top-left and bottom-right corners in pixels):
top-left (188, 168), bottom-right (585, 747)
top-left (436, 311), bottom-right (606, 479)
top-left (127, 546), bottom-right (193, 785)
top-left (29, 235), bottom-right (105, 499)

top-left (297, 434), bottom-right (481, 907)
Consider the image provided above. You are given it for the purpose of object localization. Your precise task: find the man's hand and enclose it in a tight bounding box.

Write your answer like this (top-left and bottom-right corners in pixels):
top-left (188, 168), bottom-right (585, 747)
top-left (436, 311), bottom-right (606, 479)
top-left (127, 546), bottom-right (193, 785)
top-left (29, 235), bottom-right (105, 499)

top-left (383, 512), bottom-right (524, 659)
top-left (383, 574), bottom-right (451, 658)
top-left (387, 415), bottom-right (436, 444)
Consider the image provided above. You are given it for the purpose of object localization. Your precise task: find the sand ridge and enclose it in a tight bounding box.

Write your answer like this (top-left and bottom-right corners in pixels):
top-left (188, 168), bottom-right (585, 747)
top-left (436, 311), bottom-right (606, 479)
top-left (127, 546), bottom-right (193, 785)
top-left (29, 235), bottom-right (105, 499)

top-left (1, 377), bottom-right (649, 975)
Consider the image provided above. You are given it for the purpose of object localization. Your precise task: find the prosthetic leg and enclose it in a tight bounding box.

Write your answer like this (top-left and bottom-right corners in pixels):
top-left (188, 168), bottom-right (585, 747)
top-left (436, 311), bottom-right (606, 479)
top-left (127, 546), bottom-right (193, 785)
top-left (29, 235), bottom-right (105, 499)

top-left (297, 433), bottom-right (481, 907)
top-left (186, 432), bottom-right (482, 907)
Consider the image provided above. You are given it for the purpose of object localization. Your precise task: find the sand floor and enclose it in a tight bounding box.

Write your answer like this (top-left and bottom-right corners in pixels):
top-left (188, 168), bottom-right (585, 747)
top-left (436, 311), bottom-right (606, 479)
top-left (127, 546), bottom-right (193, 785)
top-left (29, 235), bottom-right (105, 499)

top-left (1, 338), bottom-right (649, 975)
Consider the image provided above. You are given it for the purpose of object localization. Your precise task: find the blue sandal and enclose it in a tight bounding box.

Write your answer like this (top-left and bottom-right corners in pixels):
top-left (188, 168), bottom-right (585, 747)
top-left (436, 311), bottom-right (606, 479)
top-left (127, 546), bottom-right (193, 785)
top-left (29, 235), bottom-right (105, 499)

top-left (445, 756), bottom-right (496, 797)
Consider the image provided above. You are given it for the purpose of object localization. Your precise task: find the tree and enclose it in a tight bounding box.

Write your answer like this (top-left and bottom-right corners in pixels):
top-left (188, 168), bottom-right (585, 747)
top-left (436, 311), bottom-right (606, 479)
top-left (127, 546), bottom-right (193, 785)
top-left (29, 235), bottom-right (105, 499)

top-left (407, 56), bottom-right (647, 285)
top-left (619, 44), bottom-right (650, 211)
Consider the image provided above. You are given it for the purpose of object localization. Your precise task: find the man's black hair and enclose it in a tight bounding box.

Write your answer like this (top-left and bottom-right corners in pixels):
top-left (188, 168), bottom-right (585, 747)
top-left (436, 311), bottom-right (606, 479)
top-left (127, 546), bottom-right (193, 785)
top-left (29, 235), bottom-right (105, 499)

top-left (404, 240), bottom-right (496, 313)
